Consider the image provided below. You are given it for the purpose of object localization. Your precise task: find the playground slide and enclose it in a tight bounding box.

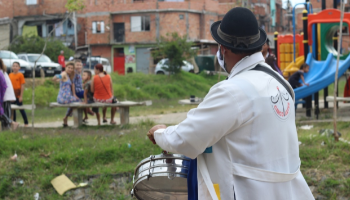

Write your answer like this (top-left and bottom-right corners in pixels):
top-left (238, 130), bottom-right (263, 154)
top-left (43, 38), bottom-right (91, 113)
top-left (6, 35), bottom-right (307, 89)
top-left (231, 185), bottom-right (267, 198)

top-left (283, 56), bottom-right (304, 77)
top-left (294, 53), bottom-right (350, 100)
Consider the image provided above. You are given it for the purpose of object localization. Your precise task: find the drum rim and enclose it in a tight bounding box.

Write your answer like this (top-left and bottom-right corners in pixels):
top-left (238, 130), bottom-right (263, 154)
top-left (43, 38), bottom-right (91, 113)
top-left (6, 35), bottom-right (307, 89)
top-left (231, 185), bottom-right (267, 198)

top-left (134, 154), bottom-right (190, 175)
top-left (136, 160), bottom-right (190, 175)
top-left (135, 165), bottom-right (189, 181)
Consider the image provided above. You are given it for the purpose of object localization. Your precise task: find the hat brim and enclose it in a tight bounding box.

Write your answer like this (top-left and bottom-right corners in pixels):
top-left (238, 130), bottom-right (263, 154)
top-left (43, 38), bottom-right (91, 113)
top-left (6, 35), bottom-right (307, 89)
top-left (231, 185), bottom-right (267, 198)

top-left (210, 21), bottom-right (267, 51)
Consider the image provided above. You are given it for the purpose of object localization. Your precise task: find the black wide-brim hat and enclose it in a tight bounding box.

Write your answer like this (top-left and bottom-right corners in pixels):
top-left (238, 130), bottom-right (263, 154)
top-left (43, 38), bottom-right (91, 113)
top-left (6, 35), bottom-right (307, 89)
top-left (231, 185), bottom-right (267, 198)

top-left (211, 7), bottom-right (267, 51)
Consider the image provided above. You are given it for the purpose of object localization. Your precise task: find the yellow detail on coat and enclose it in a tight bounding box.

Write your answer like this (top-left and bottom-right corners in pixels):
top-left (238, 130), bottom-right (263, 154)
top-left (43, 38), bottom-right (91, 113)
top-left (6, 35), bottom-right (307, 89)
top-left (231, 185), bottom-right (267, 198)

top-left (213, 184), bottom-right (221, 200)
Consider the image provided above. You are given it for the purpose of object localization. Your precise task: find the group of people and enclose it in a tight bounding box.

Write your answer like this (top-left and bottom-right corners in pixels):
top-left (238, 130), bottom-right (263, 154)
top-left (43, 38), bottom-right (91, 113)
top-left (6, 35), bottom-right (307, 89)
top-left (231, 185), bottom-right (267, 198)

top-left (0, 58), bottom-right (29, 130)
top-left (53, 59), bottom-right (117, 126)
top-left (262, 38), bottom-right (310, 88)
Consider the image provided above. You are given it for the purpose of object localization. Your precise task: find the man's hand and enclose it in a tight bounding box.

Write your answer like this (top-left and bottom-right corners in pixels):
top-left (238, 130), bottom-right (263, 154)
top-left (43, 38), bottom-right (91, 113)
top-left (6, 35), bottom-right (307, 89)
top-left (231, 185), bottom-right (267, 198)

top-left (147, 125), bottom-right (167, 144)
top-left (19, 96), bottom-right (23, 103)
top-left (305, 83), bottom-right (310, 86)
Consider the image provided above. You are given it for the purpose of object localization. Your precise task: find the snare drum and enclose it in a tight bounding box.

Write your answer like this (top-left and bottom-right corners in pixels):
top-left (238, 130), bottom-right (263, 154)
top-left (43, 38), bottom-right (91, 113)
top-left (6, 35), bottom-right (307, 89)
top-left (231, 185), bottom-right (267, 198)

top-left (131, 152), bottom-right (191, 200)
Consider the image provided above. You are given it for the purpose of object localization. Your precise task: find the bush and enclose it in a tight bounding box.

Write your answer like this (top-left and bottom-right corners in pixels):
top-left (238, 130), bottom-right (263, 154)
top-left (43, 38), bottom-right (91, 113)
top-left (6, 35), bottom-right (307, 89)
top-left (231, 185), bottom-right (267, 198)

top-left (23, 80), bottom-right (59, 106)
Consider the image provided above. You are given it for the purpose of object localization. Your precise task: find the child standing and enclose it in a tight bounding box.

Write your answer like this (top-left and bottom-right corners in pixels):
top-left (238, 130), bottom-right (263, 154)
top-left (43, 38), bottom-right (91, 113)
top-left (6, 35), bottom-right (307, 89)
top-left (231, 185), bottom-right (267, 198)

top-left (53, 62), bottom-right (81, 127)
top-left (82, 70), bottom-right (97, 124)
top-left (9, 62), bottom-right (28, 126)
top-left (288, 63), bottom-right (310, 89)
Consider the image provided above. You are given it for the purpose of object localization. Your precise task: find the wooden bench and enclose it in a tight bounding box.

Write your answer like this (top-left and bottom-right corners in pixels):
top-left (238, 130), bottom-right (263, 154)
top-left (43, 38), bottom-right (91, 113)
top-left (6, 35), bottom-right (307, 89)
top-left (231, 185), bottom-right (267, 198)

top-left (49, 101), bottom-right (145, 127)
top-left (0, 105), bottom-right (35, 131)
top-left (326, 96), bottom-right (350, 102)
top-left (11, 104), bottom-right (36, 111)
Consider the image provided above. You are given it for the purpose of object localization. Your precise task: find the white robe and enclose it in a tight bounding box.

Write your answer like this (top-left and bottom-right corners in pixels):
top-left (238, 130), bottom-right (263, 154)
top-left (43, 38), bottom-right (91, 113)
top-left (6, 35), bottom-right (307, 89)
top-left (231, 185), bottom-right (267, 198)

top-left (154, 52), bottom-right (314, 200)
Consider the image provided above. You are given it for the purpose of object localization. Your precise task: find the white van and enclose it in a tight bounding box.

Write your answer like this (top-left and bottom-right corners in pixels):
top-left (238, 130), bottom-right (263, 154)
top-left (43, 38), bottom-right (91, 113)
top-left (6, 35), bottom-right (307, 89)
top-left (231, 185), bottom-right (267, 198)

top-left (84, 57), bottom-right (112, 75)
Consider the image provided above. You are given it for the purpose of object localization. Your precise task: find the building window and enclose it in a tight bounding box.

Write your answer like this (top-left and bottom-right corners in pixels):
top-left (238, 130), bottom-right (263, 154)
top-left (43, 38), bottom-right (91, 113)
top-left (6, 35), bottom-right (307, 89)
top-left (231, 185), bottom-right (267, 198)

top-left (92, 21), bottom-right (105, 34)
top-left (179, 14), bottom-right (184, 20)
top-left (26, 0), bottom-right (37, 5)
top-left (113, 23), bottom-right (125, 42)
top-left (131, 16), bottom-right (150, 32)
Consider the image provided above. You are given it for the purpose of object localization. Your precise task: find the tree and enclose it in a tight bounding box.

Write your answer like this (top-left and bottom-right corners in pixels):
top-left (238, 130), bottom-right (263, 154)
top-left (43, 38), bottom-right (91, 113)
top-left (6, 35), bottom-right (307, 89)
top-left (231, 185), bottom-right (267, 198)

top-left (65, 0), bottom-right (85, 12)
top-left (8, 36), bottom-right (74, 62)
top-left (151, 32), bottom-right (197, 74)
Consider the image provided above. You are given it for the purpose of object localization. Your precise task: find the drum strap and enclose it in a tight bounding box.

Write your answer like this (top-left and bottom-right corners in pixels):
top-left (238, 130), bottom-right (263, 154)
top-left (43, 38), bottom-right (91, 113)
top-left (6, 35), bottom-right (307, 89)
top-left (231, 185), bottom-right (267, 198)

top-left (197, 154), bottom-right (219, 200)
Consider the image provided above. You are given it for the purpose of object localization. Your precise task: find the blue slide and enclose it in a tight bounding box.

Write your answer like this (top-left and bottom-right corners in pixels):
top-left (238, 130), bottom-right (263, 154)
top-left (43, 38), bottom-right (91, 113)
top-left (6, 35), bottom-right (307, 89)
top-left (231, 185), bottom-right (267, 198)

top-left (294, 53), bottom-right (350, 100)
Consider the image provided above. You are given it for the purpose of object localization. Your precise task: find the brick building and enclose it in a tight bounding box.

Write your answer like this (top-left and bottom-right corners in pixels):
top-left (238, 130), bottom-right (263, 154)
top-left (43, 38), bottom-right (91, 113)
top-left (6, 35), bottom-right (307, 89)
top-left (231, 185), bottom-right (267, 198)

top-left (0, 0), bottom-right (286, 74)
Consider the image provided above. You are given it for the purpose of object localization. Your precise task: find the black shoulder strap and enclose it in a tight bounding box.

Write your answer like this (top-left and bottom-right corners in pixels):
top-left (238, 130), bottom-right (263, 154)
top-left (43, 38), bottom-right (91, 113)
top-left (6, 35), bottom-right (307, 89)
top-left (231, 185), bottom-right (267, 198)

top-left (251, 64), bottom-right (295, 101)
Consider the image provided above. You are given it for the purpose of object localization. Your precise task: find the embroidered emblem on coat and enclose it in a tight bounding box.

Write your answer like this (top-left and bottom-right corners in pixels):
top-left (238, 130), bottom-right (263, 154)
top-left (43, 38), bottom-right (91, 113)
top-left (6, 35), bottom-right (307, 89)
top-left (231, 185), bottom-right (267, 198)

top-left (270, 85), bottom-right (291, 119)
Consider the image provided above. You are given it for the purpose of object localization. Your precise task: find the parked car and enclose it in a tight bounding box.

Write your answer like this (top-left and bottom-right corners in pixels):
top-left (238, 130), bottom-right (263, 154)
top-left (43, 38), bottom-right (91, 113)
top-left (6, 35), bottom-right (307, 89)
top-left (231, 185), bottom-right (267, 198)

top-left (0, 50), bottom-right (39, 77)
top-left (155, 58), bottom-right (194, 74)
top-left (18, 53), bottom-right (61, 77)
top-left (84, 57), bottom-right (112, 75)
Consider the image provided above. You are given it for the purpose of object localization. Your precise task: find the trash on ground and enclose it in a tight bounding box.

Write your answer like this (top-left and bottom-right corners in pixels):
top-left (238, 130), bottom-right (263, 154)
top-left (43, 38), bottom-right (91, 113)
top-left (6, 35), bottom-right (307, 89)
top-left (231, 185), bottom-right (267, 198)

top-left (300, 125), bottom-right (313, 130)
top-left (34, 193), bottom-right (39, 200)
top-left (40, 153), bottom-right (50, 158)
top-left (321, 141), bottom-right (325, 146)
top-left (10, 152), bottom-right (17, 161)
top-left (298, 141), bottom-right (302, 145)
top-left (319, 129), bottom-right (342, 137)
top-left (77, 182), bottom-right (88, 187)
top-left (51, 174), bottom-right (77, 195)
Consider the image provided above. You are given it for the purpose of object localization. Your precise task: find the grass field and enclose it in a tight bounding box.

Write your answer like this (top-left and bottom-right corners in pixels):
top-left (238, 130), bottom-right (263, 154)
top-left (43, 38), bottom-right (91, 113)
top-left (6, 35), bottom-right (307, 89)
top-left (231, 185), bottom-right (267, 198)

top-left (0, 121), bottom-right (350, 199)
top-left (22, 71), bottom-right (226, 107)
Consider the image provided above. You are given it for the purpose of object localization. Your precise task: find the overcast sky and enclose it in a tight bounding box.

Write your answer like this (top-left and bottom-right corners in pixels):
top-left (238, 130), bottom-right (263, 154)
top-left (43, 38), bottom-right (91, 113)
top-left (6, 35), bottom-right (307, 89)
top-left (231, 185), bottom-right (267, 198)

top-left (291, 0), bottom-right (306, 5)
top-left (283, 0), bottom-right (311, 8)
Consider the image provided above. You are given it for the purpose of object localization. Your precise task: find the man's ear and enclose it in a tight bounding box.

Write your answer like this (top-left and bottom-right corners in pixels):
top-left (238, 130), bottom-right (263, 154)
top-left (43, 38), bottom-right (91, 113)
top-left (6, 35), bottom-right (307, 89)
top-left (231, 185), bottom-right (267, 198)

top-left (221, 45), bottom-right (227, 54)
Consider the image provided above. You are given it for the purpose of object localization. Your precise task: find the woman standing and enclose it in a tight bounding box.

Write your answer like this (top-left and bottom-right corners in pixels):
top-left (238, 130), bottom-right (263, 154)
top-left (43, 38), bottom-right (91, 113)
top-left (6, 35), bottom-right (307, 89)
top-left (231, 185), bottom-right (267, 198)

top-left (53, 62), bottom-right (81, 127)
top-left (91, 64), bottom-right (116, 125)
top-left (262, 38), bottom-right (283, 76)
top-left (0, 58), bottom-right (17, 129)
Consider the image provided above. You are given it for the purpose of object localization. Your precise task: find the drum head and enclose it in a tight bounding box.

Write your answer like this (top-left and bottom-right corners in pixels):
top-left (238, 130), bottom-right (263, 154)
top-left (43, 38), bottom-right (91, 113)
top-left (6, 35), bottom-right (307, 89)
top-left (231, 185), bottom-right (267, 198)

top-left (134, 176), bottom-right (187, 200)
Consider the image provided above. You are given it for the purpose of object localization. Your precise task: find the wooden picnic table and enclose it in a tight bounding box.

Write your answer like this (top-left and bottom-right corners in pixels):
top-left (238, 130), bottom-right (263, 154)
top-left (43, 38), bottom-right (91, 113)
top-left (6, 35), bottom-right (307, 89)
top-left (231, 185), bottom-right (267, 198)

top-left (49, 101), bottom-right (145, 127)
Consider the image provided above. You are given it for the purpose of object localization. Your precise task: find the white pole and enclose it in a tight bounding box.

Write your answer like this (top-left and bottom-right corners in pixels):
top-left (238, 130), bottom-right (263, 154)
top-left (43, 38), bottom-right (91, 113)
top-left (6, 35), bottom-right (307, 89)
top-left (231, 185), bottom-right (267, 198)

top-left (333, 0), bottom-right (345, 142)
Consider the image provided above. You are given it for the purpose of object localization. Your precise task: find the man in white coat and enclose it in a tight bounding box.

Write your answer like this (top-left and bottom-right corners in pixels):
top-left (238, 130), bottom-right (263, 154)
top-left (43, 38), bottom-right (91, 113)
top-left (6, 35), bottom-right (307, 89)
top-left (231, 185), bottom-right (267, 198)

top-left (147, 7), bottom-right (314, 200)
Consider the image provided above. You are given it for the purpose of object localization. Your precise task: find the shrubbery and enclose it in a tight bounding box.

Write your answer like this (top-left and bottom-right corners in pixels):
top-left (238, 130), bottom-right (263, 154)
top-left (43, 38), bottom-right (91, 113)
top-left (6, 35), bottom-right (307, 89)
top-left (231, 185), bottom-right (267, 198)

top-left (23, 71), bottom-right (224, 106)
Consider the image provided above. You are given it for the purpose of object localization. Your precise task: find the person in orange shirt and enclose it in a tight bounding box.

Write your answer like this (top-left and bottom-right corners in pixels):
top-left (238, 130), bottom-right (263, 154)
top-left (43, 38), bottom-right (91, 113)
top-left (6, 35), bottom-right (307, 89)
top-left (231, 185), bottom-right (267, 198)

top-left (58, 50), bottom-right (65, 71)
top-left (91, 64), bottom-right (117, 125)
top-left (9, 62), bottom-right (28, 126)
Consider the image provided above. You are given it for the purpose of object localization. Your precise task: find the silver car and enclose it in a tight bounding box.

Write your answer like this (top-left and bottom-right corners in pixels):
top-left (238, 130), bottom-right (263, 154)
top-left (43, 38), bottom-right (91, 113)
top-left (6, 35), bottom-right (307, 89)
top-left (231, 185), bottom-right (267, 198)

top-left (18, 53), bottom-right (62, 77)
top-left (155, 58), bottom-right (194, 75)
top-left (0, 50), bottom-right (36, 77)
